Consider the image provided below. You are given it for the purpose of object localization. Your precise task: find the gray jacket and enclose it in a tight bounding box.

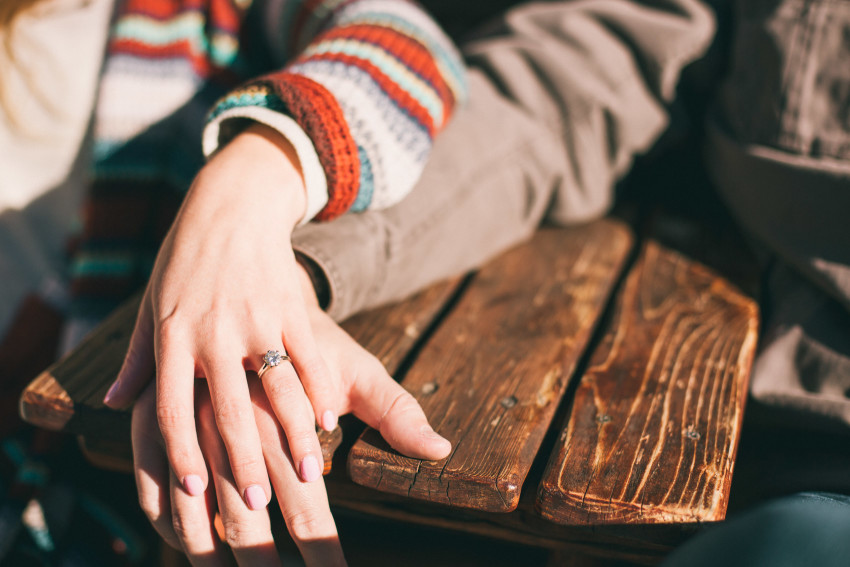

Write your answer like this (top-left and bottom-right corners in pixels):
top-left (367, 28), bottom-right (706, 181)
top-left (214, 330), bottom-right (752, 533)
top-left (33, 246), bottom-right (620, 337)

top-left (292, 0), bottom-right (850, 433)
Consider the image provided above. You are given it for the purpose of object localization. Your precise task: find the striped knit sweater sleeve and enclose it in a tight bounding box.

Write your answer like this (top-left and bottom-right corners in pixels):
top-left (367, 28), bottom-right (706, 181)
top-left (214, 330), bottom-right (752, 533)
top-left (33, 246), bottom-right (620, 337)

top-left (203, 0), bottom-right (468, 222)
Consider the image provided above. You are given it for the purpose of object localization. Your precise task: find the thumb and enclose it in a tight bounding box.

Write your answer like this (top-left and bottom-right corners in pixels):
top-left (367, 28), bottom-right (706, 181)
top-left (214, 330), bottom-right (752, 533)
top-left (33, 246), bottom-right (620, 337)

top-left (104, 291), bottom-right (155, 408)
top-left (351, 366), bottom-right (451, 461)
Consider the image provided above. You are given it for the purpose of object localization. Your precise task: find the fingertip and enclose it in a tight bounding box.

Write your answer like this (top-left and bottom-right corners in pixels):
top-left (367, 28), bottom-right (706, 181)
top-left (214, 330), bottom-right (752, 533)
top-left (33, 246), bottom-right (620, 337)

top-left (299, 455), bottom-right (322, 483)
top-left (420, 426), bottom-right (452, 460)
top-left (320, 409), bottom-right (337, 432)
top-left (244, 484), bottom-right (269, 511)
top-left (183, 474), bottom-right (206, 496)
top-left (103, 380), bottom-right (121, 407)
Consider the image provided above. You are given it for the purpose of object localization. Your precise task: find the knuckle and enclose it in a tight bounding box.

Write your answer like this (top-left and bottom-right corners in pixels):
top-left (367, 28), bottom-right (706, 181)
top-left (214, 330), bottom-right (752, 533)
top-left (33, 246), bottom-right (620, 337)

top-left (156, 316), bottom-right (183, 346)
top-left (389, 391), bottom-right (420, 416)
top-left (287, 430), bottom-right (320, 455)
top-left (157, 403), bottom-right (193, 432)
top-left (213, 400), bottom-right (250, 428)
top-left (285, 507), bottom-right (325, 541)
top-left (263, 375), bottom-right (302, 401)
top-left (229, 454), bottom-right (265, 478)
top-left (380, 391), bottom-right (422, 431)
top-left (204, 320), bottom-right (235, 351)
top-left (138, 491), bottom-right (163, 523)
top-left (221, 516), bottom-right (258, 549)
top-left (171, 508), bottom-right (208, 543)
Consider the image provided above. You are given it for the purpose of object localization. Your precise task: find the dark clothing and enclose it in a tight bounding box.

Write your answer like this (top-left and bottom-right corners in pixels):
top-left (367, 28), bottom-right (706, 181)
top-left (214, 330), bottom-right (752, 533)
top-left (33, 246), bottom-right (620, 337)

top-left (662, 493), bottom-right (850, 567)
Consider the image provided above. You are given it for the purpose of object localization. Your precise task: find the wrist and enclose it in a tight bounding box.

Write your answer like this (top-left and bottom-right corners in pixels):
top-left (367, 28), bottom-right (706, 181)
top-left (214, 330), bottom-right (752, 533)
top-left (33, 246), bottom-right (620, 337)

top-left (202, 123), bottom-right (308, 230)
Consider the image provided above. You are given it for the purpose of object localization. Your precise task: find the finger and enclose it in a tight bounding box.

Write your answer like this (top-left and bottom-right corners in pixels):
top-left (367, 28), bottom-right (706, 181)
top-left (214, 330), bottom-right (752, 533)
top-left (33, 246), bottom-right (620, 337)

top-left (156, 339), bottom-right (209, 497)
top-left (279, 294), bottom-right (338, 432)
top-left (258, 355), bottom-right (324, 484)
top-left (106, 289), bottom-right (155, 408)
top-left (204, 354), bottom-right (271, 512)
top-left (351, 363), bottom-right (452, 461)
top-left (249, 378), bottom-right (347, 567)
top-left (197, 386), bottom-right (281, 567)
top-left (132, 382), bottom-right (181, 551)
top-left (170, 467), bottom-right (225, 566)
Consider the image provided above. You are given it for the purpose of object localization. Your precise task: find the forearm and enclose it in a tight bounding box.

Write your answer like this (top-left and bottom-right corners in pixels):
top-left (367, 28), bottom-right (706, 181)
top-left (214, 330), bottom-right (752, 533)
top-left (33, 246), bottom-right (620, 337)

top-left (292, 0), bottom-right (718, 321)
top-left (292, 71), bottom-right (561, 321)
top-left (204, 0), bottom-right (467, 223)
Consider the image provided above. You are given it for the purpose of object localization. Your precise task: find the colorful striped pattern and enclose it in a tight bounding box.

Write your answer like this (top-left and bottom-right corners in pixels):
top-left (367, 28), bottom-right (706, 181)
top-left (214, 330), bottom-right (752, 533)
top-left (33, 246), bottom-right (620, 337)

top-left (207, 0), bottom-right (468, 218)
top-left (70, 0), bottom-right (466, 321)
top-left (72, 0), bottom-right (247, 317)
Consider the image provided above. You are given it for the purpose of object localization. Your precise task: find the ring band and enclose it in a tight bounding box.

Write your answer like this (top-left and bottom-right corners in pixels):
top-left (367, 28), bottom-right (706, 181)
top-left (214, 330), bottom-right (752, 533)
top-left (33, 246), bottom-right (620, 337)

top-left (258, 349), bottom-right (291, 380)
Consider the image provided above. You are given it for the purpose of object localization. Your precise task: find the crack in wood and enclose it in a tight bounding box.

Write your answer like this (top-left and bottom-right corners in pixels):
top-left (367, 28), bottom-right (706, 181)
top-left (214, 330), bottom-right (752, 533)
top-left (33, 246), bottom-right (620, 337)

top-left (408, 460), bottom-right (423, 497)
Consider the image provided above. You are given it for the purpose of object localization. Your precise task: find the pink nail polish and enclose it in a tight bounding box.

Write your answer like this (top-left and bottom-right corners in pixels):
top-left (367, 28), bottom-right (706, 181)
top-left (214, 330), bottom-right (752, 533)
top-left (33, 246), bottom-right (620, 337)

top-left (103, 381), bottom-right (120, 405)
top-left (183, 475), bottom-right (204, 496)
top-left (300, 455), bottom-right (321, 482)
top-left (321, 410), bottom-right (337, 431)
top-left (245, 485), bottom-right (267, 511)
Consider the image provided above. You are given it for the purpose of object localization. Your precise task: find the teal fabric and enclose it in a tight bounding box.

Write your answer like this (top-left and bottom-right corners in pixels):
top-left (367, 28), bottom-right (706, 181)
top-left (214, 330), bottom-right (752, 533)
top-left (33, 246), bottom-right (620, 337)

top-left (662, 493), bottom-right (850, 567)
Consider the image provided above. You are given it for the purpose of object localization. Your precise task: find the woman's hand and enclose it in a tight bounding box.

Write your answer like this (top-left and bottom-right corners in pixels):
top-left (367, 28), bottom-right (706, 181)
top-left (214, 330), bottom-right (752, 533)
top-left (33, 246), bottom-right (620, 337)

top-left (133, 377), bottom-right (346, 567)
top-left (106, 124), bottom-right (337, 510)
top-left (131, 266), bottom-right (451, 566)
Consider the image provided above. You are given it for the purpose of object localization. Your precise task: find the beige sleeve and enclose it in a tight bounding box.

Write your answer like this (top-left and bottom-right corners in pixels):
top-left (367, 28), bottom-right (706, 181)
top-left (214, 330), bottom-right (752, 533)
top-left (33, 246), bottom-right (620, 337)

top-left (292, 0), bottom-right (716, 322)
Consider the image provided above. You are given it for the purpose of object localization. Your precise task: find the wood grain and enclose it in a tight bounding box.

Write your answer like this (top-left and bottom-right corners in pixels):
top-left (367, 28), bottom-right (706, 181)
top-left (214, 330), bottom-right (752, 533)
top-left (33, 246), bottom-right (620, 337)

top-left (537, 241), bottom-right (758, 525)
top-left (348, 221), bottom-right (634, 512)
top-left (324, 462), bottom-right (690, 564)
top-left (19, 280), bottom-right (462, 471)
top-left (20, 292), bottom-right (140, 436)
top-left (340, 278), bottom-right (462, 374)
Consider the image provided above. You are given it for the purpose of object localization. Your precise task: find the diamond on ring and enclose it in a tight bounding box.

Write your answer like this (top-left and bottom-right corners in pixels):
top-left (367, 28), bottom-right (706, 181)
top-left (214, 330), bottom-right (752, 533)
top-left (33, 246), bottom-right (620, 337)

top-left (258, 349), bottom-right (290, 380)
top-left (264, 350), bottom-right (285, 367)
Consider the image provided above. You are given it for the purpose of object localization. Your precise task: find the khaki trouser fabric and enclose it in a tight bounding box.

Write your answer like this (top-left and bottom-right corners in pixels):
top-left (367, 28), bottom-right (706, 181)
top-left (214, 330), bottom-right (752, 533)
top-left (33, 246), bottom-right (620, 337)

top-left (292, 0), bottom-right (850, 434)
top-left (293, 0), bottom-right (716, 320)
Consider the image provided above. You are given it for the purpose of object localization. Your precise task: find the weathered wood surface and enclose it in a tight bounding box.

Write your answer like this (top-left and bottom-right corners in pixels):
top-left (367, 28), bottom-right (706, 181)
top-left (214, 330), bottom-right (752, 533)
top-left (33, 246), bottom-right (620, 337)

top-left (20, 292), bottom-right (140, 436)
top-left (325, 461), bottom-right (690, 565)
top-left (537, 241), bottom-right (758, 525)
top-left (348, 221), bottom-right (634, 513)
top-left (339, 278), bottom-right (462, 375)
top-left (19, 279), bottom-right (463, 472)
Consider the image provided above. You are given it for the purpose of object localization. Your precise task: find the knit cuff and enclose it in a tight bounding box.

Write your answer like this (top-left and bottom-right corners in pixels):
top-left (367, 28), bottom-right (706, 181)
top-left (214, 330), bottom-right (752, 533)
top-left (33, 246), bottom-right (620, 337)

top-left (206, 76), bottom-right (360, 222)
top-left (203, 106), bottom-right (329, 225)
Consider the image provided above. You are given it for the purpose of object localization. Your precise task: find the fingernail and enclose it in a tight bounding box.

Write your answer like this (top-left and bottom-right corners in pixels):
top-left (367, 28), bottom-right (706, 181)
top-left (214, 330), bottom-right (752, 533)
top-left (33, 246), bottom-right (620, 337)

top-left (103, 380), bottom-right (120, 405)
top-left (244, 485), bottom-right (267, 511)
top-left (421, 426), bottom-right (451, 451)
top-left (321, 410), bottom-right (337, 431)
top-left (300, 455), bottom-right (321, 483)
top-left (183, 475), bottom-right (204, 496)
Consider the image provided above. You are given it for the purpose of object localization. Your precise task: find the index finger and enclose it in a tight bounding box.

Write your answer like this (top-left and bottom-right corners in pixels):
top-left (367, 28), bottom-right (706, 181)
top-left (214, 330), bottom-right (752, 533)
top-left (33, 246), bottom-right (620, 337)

top-left (247, 377), bottom-right (347, 567)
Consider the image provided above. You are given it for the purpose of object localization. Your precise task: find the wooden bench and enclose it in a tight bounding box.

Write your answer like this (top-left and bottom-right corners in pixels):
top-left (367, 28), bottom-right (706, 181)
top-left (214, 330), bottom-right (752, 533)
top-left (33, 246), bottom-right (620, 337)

top-left (19, 217), bottom-right (758, 565)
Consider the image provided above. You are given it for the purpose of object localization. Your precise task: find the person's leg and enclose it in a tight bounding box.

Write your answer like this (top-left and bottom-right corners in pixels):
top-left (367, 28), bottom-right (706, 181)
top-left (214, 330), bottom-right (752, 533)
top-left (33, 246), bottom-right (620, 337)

top-left (663, 493), bottom-right (850, 567)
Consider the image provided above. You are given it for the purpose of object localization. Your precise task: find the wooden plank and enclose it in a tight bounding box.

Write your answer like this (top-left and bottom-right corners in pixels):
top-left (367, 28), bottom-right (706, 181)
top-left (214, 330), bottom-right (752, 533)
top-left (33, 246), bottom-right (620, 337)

top-left (537, 241), bottom-right (758, 525)
top-left (19, 279), bottom-right (463, 471)
top-left (348, 221), bottom-right (634, 513)
top-left (324, 464), bottom-right (689, 564)
top-left (20, 293), bottom-right (140, 436)
top-left (340, 278), bottom-right (462, 376)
